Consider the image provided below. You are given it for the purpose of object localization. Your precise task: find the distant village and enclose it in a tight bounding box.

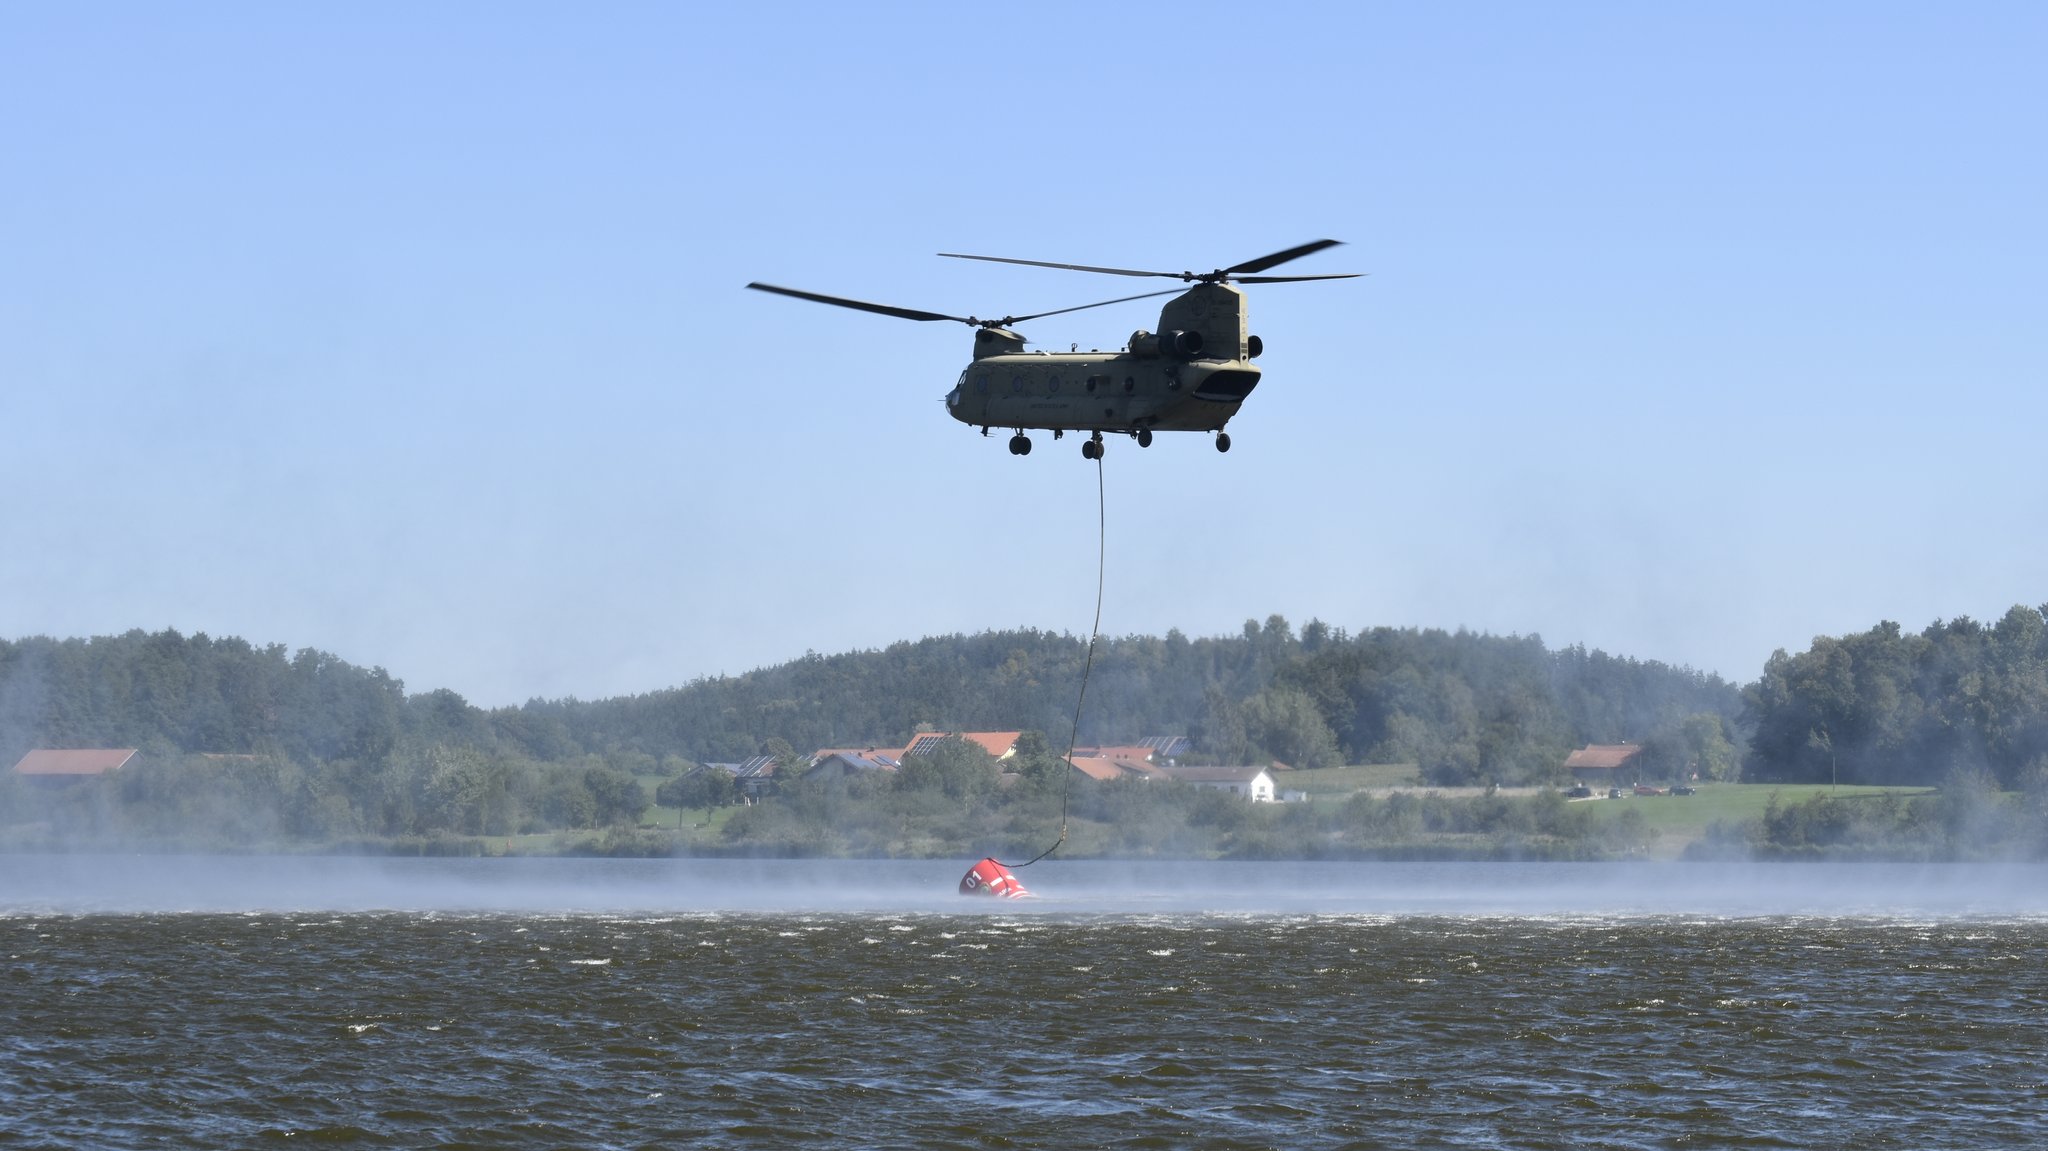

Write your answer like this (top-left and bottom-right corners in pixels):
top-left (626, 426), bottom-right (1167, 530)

top-left (10, 737), bottom-right (1666, 804)
top-left (701, 732), bottom-right (1292, 804)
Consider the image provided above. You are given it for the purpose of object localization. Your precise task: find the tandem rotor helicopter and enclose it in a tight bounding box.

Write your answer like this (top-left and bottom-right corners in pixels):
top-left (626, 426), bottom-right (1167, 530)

top-left (748, 240), bottom-right (1360, 459)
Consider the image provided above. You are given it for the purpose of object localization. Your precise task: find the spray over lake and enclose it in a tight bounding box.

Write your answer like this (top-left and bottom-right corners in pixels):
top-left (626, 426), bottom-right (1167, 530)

top-left (8, 857), bottom-right (2047, 1148)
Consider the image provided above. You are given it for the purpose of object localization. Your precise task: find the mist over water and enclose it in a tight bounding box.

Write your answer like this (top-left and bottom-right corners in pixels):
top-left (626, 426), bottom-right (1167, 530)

top-left (10, 858), bottom-right (2048, 1148)
top-left (9, 886), bottom-right (2048, 1148)
top-left (5, 856), bottom-right (2045, 920)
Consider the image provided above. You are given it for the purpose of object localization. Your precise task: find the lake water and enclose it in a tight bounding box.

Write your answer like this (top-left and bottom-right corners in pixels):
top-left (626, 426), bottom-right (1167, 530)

top-left (5, 858), bottom-right (2046, 1148)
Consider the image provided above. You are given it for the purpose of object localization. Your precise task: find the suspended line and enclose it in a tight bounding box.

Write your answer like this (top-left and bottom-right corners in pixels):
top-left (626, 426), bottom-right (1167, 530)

top-left (1001, 451), bottom-right (1104, 869)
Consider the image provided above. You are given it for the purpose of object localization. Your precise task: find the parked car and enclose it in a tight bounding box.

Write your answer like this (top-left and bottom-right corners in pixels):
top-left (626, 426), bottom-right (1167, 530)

top-left (1608, 787), bottom-right (1623, 799)
top-left (1566, 785), bottom-right (1593, 798)
top-left (1670, 784), bottom-right (1697, 796)
top-left (1633, 783), bottom-right (1664, 796)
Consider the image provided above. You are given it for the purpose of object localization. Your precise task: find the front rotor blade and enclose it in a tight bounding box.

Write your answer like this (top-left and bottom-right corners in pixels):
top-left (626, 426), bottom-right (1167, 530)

top-left (939, 252), bottom-right (1178, 279)
top-left (1224, 239), bottom-right (1344, 276)
top-left (747, 282), bottom-right (970, 324)
top-left (1231, 272), bottom-right (1365, 284)
top-left (1001, 287), bottom-right (1187, 325)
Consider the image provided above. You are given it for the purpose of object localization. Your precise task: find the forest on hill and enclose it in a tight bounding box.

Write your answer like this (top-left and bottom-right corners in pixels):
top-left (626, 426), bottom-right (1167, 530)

top-left (1743, 606), bottom-right (2048, 790)
top-left (3, 607), bottom-right (2045, 856)
top-left (2, 617), bottom-right (1739, 781)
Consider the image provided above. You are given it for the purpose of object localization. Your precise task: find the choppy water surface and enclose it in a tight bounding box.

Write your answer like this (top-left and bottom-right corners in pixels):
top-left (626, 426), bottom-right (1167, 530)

top-left (6, 860), bottom-right (2047, 1148)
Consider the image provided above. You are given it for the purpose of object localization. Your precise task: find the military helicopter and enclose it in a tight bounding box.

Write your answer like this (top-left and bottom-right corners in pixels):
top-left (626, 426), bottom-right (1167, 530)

top-left (747, 240), bottom-right (1358, 458)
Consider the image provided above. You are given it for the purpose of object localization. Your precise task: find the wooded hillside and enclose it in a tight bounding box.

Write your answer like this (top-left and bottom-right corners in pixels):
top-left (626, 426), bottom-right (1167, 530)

top-left (6, 608), bottom-right (2044, 851)
top-left (3, 618), bottom-right (1740, 784)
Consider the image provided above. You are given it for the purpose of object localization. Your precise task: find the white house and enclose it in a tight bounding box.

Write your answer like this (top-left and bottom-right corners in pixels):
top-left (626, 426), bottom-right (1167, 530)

top-left (1159, 764), bottom-right (1276, 802)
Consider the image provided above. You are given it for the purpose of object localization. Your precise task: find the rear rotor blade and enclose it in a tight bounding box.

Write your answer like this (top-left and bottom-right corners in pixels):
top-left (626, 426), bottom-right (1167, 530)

top-left (1232, 272), bottom-right (1365, 284)
top-left (1224, 239), bottom-right (1345, 276)
top-left (746, 282), bottom-right (974, 325)
top-left (944, 239), bottom-right (1354, 284)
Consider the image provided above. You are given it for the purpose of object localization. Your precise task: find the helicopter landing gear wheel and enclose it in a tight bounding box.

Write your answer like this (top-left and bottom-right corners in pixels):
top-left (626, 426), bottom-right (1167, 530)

top-left (1136, 428), bottom-right (1153, 448)
top-left (1214, 432), bottom-right (1232, 453)
top-left (1082, 436), bottom-right (1103, 461)
top-left (1009, 434), bottom-right (1032, 456)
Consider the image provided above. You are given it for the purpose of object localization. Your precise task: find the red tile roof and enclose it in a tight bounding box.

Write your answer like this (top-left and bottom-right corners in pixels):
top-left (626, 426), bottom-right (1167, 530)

top-left (1066, 755), bottom-right (1166, 781)
top-left (1564, 744), bottom-right (1642, 770)
top-left (903, 732), bottom-right (1021, 760)
top-left (960, 732), bottom-right (1021, 759)
top-left (12, 748), bottom-right (138, 776)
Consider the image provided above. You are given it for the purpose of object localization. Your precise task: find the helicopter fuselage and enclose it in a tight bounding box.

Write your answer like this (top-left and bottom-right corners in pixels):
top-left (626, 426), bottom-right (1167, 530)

top-left (944, 281), bottom-right (1261, 437)
top-left (946, 351), bottom-right (1259, 435)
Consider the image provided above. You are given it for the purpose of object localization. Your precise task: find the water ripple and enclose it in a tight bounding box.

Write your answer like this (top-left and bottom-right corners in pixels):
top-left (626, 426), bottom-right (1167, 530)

top-left (4, 911), bottom-right (2047, 1147)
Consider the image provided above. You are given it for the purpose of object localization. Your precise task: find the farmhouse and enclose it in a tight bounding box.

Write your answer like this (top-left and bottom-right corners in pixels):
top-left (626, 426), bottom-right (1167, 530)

top-left (1563, 743), bottom-right (1643, 789)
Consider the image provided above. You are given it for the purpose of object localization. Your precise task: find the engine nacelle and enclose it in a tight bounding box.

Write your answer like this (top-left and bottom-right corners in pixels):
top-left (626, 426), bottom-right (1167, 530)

top-left (1128, 329), bottom-right (1204, 358)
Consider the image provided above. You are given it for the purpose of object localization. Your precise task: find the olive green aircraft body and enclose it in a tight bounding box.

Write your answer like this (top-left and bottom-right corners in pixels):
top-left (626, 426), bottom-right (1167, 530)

top-left (749, 241), bottom-right (1358, 459)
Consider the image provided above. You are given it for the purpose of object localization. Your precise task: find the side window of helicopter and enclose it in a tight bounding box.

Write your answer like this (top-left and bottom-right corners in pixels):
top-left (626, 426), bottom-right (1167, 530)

top-left (976, 374), bottom-right (990, 393)
top-left (1048, 375), bottom-right (1061, 393)
top-left (1086, 375), bottom-right (1107, 393)
top-left (1011, 375), bottom-right (1025, 394)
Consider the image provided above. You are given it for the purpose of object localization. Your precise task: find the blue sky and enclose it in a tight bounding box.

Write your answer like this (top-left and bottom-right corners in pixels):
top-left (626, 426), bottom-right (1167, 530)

top-left (5, 2), bottom-right (2044, 707)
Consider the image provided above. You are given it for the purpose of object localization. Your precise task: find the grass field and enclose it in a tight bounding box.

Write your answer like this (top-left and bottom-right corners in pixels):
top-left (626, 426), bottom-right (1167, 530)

top-left (1581, 778), bottom-right (1933, 843)
top-left (1583, 783), bottom-right (1937, 858)
top-left (1276, 768), bottom-right (1940, 860)
top-left (1279, 763), bottom-right (1423, 796)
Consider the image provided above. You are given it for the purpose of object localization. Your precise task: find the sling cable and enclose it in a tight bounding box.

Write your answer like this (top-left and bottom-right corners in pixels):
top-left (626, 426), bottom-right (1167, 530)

top-left (958, 453), bottom-right (1105, 898)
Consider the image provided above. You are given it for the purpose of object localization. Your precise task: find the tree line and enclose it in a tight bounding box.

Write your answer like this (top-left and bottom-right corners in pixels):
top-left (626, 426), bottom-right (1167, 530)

top-left (4, 607), bottom-right (2045, 852)
top-left (2, 618), bottom-right (1741, 776)
top-left (1743, 606), bottom-right (2048, 790)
